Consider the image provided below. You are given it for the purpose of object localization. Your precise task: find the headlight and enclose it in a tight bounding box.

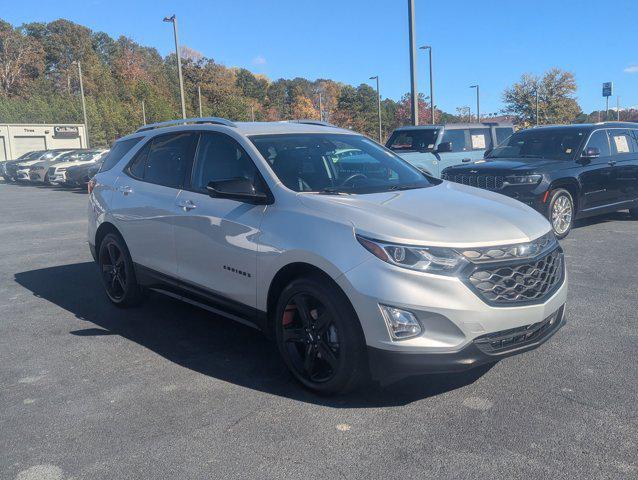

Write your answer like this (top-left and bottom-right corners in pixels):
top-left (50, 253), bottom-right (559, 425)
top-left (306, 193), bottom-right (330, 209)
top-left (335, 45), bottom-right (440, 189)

top-left (459, 231), bottom-right (557, 262)
top-left (503, 174), bottom-right (542, 186)
top-left (356, 235), bottom-right (467, 275)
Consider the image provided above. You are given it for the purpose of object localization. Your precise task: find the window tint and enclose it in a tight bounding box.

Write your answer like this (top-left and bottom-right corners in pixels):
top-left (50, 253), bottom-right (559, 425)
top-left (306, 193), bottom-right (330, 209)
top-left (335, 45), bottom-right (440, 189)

top-left (585, 130), bottom-right (610, 157)
top-left (469, 128), bottom-right (492, 150)
top-left (99, 137), bottom-right (143, 172)
top-left (608, 129), bottom-right (638, 155)
top-left (191, 133), bottom-right (262, 192)
top-left (127, 141), bottom-right (149, 179)
top-left (495, 127), bottom-right (514, 145)
top-left (386, 129), bottom-right (439, 151)
top-left (441, 129), bottom-right (468, 152)
top-left (140, 132), bottom-right (197, 187)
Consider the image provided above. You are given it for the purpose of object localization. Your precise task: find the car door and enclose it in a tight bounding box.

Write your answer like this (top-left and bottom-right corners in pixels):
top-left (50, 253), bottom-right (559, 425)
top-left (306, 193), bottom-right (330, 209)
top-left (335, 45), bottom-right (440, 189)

top-left (111, 132), bottom-right (198, 276)
top-left (437, 128), bottom-right (486, 174)
top-left (608, 129), bottom-right (638, 203)
top-left (578, 129), bottom-right (617, 209)
top-left (173, 131), bottom-right (268, 310)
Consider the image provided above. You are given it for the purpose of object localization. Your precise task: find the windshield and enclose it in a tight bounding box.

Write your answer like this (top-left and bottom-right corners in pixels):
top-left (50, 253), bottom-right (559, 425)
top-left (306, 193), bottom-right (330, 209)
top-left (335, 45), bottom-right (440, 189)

top-left (386, 129), bottom-right (439, 152)
top-left (250, 133), bottom-right (431, 194)
top-left (56, 151), bottom-right (82, 162)
top-left (487, 127), bottom-right (588, 161)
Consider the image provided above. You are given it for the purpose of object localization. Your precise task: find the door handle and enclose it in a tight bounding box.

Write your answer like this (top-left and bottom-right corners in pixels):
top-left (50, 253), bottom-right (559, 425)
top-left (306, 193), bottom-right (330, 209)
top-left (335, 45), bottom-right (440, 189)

top-left (462, 158), bottom-right (472, 162)
top-left (118, 185), bottom-right (133, 195)
top-left (608, 160), bottom-right (617, 166)
top-left (176, 199), bottom-right (197, 211)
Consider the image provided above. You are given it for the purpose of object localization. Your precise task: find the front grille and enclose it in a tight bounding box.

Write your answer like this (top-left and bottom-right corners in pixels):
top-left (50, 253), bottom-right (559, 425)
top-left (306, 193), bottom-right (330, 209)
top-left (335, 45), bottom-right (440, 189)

top-left (473, 306), bottom-right (563, 354)
top-left (468, 248), bottom-right (563, 305)
top-left (442, 173), bottom-right (504, 191)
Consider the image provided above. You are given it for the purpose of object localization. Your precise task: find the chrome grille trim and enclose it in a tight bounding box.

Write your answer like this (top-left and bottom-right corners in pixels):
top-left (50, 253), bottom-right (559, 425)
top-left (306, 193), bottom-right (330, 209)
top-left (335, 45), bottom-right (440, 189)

top-left (442, 173), bottom-right (504, 191)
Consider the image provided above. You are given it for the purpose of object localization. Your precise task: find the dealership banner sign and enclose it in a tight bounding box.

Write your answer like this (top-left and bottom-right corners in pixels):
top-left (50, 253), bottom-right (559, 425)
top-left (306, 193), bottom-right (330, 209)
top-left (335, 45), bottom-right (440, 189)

top-left (53, 126), bottom-right (80, 139)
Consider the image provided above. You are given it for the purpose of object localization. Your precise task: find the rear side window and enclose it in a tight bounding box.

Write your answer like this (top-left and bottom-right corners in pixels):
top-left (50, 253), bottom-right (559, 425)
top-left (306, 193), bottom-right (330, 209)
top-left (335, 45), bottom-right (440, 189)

top-left (608, 129), bottom-right (638, 155)
top-left (126, 132), bottom-right (198, 188)
top-left (495, 127), bottom-right (514, 145)
top-left (386, 129), bottom-right (439, 152)
top-left (585, 130), bottom-right (610, 157)
top-left (469, 128), bottom-right (492, 150)
top-left (99, 137), bottom-right (143, 172)
top-left (441, 129), bottom-right (468, 152)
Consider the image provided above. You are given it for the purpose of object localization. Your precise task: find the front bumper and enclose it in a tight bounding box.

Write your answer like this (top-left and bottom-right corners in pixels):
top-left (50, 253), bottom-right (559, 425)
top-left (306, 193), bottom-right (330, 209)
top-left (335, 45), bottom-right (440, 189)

top-left (367, 305), bottom-right (564, 381)
top-left (16, 169), bottom-right (32, 181)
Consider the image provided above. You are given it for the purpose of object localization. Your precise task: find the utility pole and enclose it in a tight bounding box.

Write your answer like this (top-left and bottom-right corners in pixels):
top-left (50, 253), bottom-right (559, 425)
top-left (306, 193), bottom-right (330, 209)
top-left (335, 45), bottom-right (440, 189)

top-left (163, 14), bottom-right (186, 119)
top-left (197, 85), bottom-right (203, 117)
top-left (419, 46), bottom-right (435, 124)
top-left (76, 61), bottom-right (89, 148)
top-left (370, 76), bottom-right (382, 142)
top-left (617, 96), bottom-right (620, 121)
top-left (251, 105), bottom-right (255, 121)
top-left (605, 96), bottom-right (609, 122)
top-left (470, 85), bottom-right (480, 123)
top-left (318, 91), bottom-right (323, 121)
top-left (535, 87), bottom-right (539, 126)
top-left (407, 0), bottom-right (418, 125)
top-left (142, 99), bottom-right (146, 125)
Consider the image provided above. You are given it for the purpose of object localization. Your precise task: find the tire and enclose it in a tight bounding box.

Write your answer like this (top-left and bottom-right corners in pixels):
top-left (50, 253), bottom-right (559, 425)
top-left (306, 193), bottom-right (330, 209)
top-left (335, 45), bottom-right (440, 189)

top-left (97, 232), bottom-right (144, 307)
top-left (275, 275), bottom-right (368, 395)
top-left (547, 188), bottom-right (574, 239)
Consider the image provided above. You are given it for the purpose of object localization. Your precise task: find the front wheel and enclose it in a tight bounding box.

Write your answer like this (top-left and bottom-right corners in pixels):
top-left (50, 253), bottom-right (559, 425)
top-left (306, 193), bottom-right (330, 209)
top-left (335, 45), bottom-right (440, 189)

top-left (547, 189), bottom-right (574, 239)
top-left (275, 276), bottom-right (368, 395)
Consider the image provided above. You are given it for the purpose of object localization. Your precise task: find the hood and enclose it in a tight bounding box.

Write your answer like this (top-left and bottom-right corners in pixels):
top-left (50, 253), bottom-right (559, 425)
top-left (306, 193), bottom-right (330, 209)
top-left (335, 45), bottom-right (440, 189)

top-left (443, 157), bottom-right (563, 175)
top-left (52, 159), bottom-right (95, 170)
top-left (15, 158), bottom-right (47, 167)
top-left (298, 182), bottom-right (550, 247)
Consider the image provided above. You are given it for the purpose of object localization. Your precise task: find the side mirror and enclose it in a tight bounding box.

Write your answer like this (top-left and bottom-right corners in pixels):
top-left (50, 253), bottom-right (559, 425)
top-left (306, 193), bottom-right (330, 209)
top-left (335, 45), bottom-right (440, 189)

top-left (436, 141), bottom-right (452, 153)
top-left (206, 178), bottom-right (270, 204)
top-left (581, 147), bottom-right (600, 160)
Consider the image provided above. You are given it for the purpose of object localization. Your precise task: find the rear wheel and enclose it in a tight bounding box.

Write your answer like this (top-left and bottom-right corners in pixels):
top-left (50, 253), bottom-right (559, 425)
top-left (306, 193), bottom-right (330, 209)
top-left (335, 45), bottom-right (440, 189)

top-left (98, 233), bottom-right (143, 307)
top-left (275, 276), bottom-right (367, 394)
top-left (547, 189), bottom-right (574, 239)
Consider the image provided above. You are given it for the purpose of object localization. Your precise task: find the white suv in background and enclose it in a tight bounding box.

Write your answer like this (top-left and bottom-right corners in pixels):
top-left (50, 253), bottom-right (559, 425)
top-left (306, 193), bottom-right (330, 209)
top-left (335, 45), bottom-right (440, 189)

top-left (88, 118), bottom-right (567, 394)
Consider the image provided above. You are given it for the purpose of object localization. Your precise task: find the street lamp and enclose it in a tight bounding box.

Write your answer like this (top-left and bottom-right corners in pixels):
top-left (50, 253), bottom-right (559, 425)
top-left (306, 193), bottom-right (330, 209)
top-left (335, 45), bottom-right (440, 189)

top-left (407, 0), bottom-right (418, 125)
top-left (469, 85), bottom-right (480, 123)
top-left (369, 76), bottom-right (382, 142)
top-left (74, 61), bottom-right (89, 148)
top-left (163, 14), bottom-right (186, 119)
top-left (419, 45), bottom-right (435, 124)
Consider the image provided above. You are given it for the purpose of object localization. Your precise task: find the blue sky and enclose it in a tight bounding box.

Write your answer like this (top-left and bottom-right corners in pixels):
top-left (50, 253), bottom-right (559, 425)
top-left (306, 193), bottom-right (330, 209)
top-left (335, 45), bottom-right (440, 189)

top-left (2, 0), bottom-right (637, 115)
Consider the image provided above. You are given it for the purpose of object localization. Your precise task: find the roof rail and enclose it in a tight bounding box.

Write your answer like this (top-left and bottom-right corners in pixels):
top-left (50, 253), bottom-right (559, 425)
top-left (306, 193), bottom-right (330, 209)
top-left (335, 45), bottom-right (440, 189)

top-left (285, 119), bottom-right (336, 127)
top-left (136, 117), bottom-right (236, 133)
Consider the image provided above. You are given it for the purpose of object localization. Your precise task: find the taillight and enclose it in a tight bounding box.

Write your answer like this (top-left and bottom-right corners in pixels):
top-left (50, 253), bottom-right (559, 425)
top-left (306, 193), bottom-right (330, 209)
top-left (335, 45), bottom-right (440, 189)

top-left (88, 178), bottom-right (96, 194)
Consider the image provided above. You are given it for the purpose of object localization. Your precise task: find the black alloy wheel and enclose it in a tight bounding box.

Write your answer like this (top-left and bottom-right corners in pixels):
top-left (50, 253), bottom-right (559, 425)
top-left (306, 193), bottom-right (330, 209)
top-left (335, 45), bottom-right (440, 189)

top-left (275, 276), bottom-right (367, 394)
top-left (98, 233), bottom-right (143, 307)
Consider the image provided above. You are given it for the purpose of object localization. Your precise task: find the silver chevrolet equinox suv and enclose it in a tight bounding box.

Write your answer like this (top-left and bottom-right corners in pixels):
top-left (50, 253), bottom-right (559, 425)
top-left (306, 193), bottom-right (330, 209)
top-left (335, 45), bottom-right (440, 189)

top-left (88, 118), bottom-right (567, 394)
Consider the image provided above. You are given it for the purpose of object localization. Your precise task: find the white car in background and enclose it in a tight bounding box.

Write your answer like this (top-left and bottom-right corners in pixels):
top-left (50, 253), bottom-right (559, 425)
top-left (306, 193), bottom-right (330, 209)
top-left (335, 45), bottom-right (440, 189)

top-left (15, 150), bottom-right (72, 182)
top-left (49, 149), bottom-right (109, 185)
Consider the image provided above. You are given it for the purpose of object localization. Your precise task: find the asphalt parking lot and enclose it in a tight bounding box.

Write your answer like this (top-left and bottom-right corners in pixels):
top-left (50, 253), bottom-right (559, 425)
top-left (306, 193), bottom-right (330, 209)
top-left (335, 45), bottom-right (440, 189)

top-left (1, 181), bottom-right (636, 480)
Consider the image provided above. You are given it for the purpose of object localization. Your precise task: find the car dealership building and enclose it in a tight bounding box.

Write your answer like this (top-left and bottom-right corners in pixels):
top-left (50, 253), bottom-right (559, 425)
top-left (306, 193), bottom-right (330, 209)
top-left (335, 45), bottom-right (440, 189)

top-left (0, 123), bottom-right (88, 161)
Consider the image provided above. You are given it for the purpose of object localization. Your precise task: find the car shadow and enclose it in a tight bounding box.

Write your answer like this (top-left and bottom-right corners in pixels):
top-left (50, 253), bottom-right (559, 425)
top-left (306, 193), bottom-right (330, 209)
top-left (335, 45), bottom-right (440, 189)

top-left (14, 262), bottom-right (492, 407)
top-left (573, 210), bottom-right (634, 229)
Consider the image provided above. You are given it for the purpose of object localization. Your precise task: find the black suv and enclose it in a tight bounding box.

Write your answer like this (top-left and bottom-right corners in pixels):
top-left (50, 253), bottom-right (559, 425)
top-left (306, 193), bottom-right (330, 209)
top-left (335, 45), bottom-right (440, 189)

top-left (441, 122), bottom-right (638, 238)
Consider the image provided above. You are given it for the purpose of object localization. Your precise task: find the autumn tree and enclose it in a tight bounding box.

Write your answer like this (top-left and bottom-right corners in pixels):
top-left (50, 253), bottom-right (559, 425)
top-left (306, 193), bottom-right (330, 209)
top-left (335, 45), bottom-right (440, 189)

top-left (0, 21), bottom-right (44, 96)
top-left (502, 68), bottom-right (581, 127)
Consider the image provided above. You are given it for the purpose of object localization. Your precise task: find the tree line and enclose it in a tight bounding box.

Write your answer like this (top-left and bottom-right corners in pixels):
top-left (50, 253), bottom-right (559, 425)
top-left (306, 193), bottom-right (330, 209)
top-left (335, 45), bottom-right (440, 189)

top-left (0, 18), bottom-right (627, 148)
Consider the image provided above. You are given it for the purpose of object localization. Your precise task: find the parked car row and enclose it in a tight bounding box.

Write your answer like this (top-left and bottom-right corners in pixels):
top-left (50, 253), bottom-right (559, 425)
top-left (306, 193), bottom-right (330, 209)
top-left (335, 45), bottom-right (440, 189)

top-left (0, 148), bottom-right (109, 189)
top-left (386, 121), bottom-right (638, 238)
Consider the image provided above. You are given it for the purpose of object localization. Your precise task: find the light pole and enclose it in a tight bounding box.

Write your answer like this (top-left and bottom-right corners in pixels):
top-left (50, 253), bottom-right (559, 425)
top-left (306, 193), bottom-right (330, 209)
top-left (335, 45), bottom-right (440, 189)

top-left (75, 61), bottom-right (89, 148)
top-left (163, 14), bottom-right (186, 119)
top-left (617, 96), bottom-right (620, 121)
top-left (197, 85), bottom-right (203, 117)
top-left (470, 85), bottom-right (480, 123)
top-left (317, 90), bottom-right (323, 121)
top-left (141, 99), bottom-right (146, 125)
top-left (535, 87), bottom-right (540, 126)
top-left (419, 45), bottom-right (435, 124)
top-left (369, 76), bottom-right (382, 142)
top-left (407, 0), bottom-right (418, 125)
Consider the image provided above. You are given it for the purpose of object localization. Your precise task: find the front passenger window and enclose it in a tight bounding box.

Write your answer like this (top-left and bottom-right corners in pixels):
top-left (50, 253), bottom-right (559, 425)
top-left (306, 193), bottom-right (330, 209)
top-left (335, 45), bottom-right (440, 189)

top-left (608, 130), bottom-right (638, 156)
top-left (585, 130), bottom-right (610, 157)
top-left (191, 133), bottom-right (262, 193)
top-left (441, 129), bottom-right (468, 152)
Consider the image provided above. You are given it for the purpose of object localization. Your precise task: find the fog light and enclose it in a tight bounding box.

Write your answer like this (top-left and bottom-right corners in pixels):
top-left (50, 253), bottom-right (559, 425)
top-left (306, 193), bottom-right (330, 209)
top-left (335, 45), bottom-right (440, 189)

top-left (379, 305), bottom-right (422, 340)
